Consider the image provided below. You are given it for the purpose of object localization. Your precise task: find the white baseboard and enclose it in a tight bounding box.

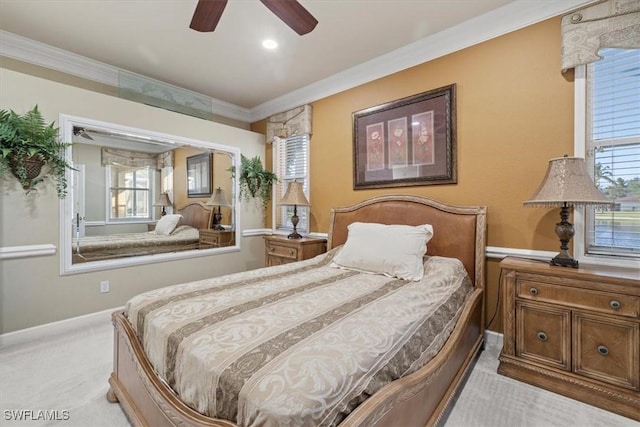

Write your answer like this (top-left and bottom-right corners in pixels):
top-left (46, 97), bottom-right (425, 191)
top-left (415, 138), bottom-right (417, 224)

top-left (0, 306), bottom-right (122, 349)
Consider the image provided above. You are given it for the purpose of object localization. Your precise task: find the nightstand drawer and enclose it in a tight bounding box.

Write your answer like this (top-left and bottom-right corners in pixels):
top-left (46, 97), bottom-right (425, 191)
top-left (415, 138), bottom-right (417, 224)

top-left (266, 243), bottom-right (298, 260)
top-left (517, 280), bottom-right (639, 319)
top-left (516, 301), bottom-right (571, 370)
top-left (573, 312), bottom-right (639, 390)
top-left (200, 234), bottom-right (221, 246)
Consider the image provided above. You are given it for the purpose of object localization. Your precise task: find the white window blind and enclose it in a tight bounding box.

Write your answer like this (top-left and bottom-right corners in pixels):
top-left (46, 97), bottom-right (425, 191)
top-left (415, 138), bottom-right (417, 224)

top-left (274, 134), bottom-right (310, 233)
top-left (585, 48), bottom-right (640, 259)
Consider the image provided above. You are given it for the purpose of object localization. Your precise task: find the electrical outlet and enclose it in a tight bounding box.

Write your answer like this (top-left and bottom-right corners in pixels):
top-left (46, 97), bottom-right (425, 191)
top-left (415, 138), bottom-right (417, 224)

top-left (100, 280), bottom-right (110, 293)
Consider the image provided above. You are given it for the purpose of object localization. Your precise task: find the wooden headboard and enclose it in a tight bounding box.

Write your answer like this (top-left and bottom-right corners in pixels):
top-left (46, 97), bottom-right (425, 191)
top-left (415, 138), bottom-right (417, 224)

top-left (175, 202), bottom-right (213, 230)
top-left (327, 195), bottom-right (486, 288)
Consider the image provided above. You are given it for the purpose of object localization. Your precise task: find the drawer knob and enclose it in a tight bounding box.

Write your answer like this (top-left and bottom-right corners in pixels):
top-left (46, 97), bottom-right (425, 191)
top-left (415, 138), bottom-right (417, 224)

top-left (609, 300), bottom-right (621, 310)
top-left (529, 287), bottom-right (538, 296)
top-left (290, 250), bottom-right (294, 256)
top-left (597, 345), bottom-right (609, 356)
top-left (537, 331), bottom-right (548, 342)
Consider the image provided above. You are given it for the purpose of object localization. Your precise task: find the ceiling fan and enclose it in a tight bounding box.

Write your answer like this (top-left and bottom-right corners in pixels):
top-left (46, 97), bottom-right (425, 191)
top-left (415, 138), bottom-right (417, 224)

top-left (190, 0), bottom-right (318, 35)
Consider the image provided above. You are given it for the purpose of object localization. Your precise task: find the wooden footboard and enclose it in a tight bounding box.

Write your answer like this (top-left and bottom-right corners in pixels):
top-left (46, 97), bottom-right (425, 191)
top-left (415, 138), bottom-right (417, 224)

top-left (107, 288), bottom-right (483, 427)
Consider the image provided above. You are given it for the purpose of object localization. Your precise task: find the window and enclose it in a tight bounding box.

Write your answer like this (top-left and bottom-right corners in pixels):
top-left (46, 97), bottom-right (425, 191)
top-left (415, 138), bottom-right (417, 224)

top-left (107, 165), bottom-right (152, 222)
top-left (579, 48), bottom-right (640, 263)
top-left (273, 134), bottom-right (310, 234)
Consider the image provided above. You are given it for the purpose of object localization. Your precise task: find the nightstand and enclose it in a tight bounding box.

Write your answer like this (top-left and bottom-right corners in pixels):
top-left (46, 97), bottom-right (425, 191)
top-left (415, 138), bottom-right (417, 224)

top-left (498, 257), bottom-right (640, 421)
top-left (264, 235), bottom-right (327, 266)
top-left (199, 229), bottom-right (234, 249)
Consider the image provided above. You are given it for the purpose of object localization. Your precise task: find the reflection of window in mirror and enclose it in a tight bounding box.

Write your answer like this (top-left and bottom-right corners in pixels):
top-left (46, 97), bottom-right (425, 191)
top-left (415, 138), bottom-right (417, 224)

top-left (108, 165), bottom-right (152, 221)
top-left (61, 115), bottom-right (240, 275)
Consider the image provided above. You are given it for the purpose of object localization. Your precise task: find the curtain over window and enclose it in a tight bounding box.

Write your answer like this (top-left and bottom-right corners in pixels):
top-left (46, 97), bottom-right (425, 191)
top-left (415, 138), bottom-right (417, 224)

top-left (101, 147), bottom-right (160, 169)
top-left (266, 105), bottom-right (312, 143)
top-left (561, 0), bottom-right (640, 73)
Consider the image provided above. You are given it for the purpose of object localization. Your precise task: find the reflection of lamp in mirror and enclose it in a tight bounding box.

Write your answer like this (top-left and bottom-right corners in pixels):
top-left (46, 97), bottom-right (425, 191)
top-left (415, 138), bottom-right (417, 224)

top-left (154, 192), bottom-right (172, 216)
top-left (279, 181), bottom-right (310, 239)
top-left (523, 155), bottom-right (612, 268)
top-left (206, 187), bottom-right (231, 230)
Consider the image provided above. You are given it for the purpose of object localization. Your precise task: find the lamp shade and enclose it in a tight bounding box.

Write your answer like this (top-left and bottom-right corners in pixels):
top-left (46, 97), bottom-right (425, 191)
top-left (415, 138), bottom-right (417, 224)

top-left (279, 181), bottom-right (310, 206)
top-left (523, 156), bottom-right (611, 208)
top-left (206, 187), bottom-right (231, 207)
top-left (154, 192), bottom-right (172, 207)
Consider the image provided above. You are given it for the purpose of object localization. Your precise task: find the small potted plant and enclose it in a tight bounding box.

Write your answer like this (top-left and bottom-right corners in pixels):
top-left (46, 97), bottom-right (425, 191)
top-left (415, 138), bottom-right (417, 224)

top-left (0, 105), bottom-right (73, 198)
top-left (231, 154), bottom-right (277, 212)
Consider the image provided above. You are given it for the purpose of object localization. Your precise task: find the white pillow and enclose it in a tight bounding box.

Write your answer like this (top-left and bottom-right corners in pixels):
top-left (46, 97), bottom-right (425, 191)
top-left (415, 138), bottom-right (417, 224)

top-left (154, 214), bottom-right (182, 236)
top-left (331, 222), bottom-right (434, 281)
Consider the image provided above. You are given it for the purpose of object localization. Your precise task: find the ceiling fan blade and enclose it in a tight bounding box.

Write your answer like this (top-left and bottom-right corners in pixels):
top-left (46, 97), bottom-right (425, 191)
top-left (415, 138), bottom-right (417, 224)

top-left (259, 0), bottom-right (318, 35)
top-left (190, 0), bottom-right (228, 32)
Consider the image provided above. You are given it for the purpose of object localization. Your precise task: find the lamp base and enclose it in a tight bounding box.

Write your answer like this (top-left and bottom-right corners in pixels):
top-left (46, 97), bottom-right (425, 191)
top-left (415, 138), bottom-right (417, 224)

top-left (550, 254), bottom-right (579, 268)
top-left (550, 203), bottom-right (579, 268)
top-left (287, 210), bottom-right (303, 239)
top-left (287, 231), bottom-right (303, 239)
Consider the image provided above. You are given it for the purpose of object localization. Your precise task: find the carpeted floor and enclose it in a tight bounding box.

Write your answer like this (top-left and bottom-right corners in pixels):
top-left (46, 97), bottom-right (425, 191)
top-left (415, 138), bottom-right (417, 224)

top-left (0, 315), bottom-right (637, 427)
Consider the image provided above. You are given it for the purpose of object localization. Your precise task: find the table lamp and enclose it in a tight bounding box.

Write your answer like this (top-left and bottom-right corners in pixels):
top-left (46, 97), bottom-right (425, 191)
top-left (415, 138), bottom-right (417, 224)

top-left (523, 155), bottom-right (612, 268)
top-left (279, 181), bottom-right (310, 239)
top-left (206, 187), bottom-right (231, 230)
top-left (154, 192), bottom-right (172, 216)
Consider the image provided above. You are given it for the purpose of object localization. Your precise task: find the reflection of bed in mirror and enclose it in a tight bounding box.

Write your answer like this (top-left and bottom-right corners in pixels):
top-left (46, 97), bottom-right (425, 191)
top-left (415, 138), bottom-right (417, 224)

top-left (72, 202), bottom-right (212, 263)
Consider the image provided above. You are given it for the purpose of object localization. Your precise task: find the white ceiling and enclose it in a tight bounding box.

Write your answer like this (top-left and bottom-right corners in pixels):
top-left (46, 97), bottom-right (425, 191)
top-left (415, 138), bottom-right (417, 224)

top-left (0, 0), bottom-right (594, 122)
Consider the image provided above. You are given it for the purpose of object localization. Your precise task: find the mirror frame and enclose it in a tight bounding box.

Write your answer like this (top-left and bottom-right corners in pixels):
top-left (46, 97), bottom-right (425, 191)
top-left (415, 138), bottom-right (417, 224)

top-left (58, 114), bottom-right (241, 276)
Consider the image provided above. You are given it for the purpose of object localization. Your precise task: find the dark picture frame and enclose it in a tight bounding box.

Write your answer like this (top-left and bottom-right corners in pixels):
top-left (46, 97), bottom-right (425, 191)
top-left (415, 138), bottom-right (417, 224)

top-left (353, 84), bottom-right (456, 189)
top-left (186, 152), bottom-right (212, 197)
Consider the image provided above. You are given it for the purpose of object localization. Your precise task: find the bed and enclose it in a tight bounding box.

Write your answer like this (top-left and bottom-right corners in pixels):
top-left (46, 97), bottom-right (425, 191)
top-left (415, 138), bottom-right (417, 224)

top-left (72, 202), bottom-right (212, 263)
top-left (107, 195), bottom-right (486, 427)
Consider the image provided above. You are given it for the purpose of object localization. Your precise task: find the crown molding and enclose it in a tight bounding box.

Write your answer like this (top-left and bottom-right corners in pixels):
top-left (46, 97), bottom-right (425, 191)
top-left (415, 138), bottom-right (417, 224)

top-left (0, 31), bottom-right (252, 123)
top-left (0, 30), bottom-right (117, 86)
top-left (1, 0), bottom-right (596, 124)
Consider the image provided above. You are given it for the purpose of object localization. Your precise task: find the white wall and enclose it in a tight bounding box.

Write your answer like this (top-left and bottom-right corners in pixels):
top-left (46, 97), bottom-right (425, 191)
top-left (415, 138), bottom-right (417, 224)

top-left (0, 68), bottom-right (267, 333)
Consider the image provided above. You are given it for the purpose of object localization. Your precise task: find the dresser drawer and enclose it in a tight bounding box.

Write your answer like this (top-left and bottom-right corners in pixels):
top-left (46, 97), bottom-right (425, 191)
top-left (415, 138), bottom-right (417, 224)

top-left (573, 312), bottom-right (639, 390)
top-left (266, 242), bottom-right (298, 260)
top-left (516, 301), bottom-right (571, 371)
top-left (517, 280), bottom-right (639, 319)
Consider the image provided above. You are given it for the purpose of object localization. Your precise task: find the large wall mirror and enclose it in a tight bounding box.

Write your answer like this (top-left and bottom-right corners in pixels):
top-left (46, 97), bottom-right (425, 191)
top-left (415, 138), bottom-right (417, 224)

top-left (58, 115), bottom-right (240, 275)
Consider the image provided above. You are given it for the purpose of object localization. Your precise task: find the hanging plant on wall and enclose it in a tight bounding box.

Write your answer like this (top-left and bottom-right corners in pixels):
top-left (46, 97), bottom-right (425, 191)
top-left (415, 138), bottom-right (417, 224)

top-left (0, 105), bottom-right (73, 198)
top-left (231, 154), bottom-right (277, 212)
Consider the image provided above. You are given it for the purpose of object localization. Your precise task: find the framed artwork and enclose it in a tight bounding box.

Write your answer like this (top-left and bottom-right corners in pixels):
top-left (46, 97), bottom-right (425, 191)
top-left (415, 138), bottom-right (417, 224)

top-left (186, 152), bottom-right (212, 197)
top-left (353, 84), bottom-right (456, 189)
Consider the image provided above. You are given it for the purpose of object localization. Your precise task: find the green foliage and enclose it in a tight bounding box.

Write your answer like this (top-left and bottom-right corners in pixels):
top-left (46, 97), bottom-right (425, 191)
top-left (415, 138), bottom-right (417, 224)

top-left (231, 155), bottom-right (277, 212)
top-left (0, 105), bottom-right (73, 197)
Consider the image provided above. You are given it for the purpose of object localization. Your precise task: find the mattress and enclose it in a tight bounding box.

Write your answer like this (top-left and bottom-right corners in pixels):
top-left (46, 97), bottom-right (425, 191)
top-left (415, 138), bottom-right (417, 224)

top-left (74, 225), bottom-right (199, 253)
top-left (125, 247), bottom-right (473, 427)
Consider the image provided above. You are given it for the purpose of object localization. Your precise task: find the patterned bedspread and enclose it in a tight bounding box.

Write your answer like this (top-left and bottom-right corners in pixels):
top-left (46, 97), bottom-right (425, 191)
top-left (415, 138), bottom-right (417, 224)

top-left (73, 225), bottom-right (199, 253)
top-left (125, 248), bottom-right (473, 427)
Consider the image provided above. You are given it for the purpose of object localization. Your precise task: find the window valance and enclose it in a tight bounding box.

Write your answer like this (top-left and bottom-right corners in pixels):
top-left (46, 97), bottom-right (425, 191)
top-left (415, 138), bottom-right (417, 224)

top-left (101, 148), bottom-right (159, 169)
top-left (266, 105), bottom-right (312, 143)
top-left (561, 0), bottom-right (640, 72)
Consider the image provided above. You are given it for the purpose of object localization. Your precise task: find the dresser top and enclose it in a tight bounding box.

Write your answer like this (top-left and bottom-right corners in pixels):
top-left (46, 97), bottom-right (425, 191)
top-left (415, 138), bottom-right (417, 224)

top-left (500, 256), bottom-right (639, 285)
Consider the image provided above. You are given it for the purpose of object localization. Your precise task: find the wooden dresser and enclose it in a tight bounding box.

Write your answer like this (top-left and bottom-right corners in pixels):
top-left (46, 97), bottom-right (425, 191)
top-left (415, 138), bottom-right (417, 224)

top-left (264, 235), bottom-right (326, 266)
top-left (498, 257), bottom-right (640, 421)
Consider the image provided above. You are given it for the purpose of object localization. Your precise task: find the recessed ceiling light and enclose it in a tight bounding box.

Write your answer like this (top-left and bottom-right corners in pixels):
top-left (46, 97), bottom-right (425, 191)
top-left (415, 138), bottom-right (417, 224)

top-left (262, 39), bottom-right (278, 49)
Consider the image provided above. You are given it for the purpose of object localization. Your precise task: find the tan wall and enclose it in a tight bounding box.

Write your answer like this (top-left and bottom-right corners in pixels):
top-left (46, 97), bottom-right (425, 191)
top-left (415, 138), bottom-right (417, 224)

top-left (254, 17), bottom-right (573, 332)
top-left (0, 68), bottom-right (267, 334)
